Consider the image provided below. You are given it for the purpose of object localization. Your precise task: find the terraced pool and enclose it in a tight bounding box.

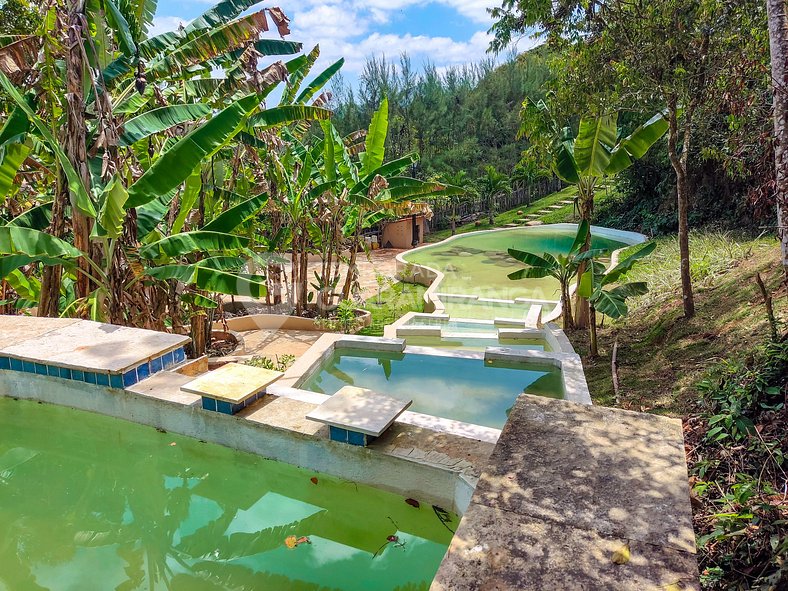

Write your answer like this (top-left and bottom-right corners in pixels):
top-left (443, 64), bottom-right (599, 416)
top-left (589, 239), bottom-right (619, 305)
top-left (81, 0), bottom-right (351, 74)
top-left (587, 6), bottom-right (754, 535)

top-left (0, 398), bottom-right (455, 591)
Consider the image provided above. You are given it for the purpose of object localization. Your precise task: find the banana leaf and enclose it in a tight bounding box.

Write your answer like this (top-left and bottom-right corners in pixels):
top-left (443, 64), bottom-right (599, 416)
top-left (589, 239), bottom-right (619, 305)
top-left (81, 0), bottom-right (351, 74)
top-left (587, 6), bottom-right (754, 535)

top-left (139, 231), bottom-right (249, 259)
top-left (126, 93), bottom-right (262, 208)
top-left (119, 103), bottom-right (212, 146)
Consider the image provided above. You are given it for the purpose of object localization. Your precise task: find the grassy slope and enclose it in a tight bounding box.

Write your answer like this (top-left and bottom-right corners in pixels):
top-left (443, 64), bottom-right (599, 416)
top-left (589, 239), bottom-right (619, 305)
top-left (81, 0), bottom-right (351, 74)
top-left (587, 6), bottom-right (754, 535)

top-left (426, 186), bottom-right (581, 242)
top-left (421, 185), bottom-right (787, 422)
top-left (568, 234), bottom-right (787, 415)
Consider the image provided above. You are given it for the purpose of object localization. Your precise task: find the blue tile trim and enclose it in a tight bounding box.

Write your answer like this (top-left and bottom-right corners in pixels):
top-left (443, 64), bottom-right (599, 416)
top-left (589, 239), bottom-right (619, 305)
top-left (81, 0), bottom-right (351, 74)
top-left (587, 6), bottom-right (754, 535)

top-left (136, 362), bottom-right (151, 381)
top-left (34, 363), bottom-right (47, 376)
top-left (47, 365), bottom-right (59, 377)
top-left (96, 373), bottom-right (110, 387)
top-left (10, 358), bottom-right (23, 371)
top-left (58, 367), bottom-right (72, 380)
top-left (201, 397), bottom-right (217, 412)
top-left (110, 374), bottom-right (124, 389)
top-left (329, 426), bottom-right (349, 443)
top-left (122, 368), bottom-right (137, 388)
top-left (85, 372), bottom-right (97, 384)
top-left (150, 356), bottom-right (163, 374)
top-left (216, 400), bottom-right (233, 415)
top-left (72, 369), bottom-right (84, 382)
top-left (22, 361), bottom-right (34, 373)
top-left (0, 357), bottom-right (9, 371)
top-left (173, 347), bottom-right (186, 364)
top-left (162, 351), bottom-right (175, 369)
top-left (347, 430), bottom-right (367, 446)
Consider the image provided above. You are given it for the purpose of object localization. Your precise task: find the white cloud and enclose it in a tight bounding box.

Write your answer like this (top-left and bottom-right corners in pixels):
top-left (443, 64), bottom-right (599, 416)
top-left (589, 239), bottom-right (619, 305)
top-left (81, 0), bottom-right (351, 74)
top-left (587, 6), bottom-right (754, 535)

top-left (149, 16), bottom-right (189, 37)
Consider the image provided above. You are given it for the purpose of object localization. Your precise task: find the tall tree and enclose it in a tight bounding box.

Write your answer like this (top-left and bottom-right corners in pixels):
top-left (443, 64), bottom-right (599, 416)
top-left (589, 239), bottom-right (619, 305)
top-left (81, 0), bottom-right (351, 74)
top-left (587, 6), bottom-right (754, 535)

top-left (767, 0), bottom-right (788, 280)
top-left (490, 0), bottom-right (763, 319)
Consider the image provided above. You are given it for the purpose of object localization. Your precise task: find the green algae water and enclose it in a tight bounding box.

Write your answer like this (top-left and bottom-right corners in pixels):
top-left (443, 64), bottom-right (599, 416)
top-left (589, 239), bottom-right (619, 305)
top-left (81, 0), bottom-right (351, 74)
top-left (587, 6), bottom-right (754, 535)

top-left (0, 397), bottom-right (455, 590)
top-left (403, 224), bottom-right (638, 303)
top-left (300, 349), bottom-right (564, 429)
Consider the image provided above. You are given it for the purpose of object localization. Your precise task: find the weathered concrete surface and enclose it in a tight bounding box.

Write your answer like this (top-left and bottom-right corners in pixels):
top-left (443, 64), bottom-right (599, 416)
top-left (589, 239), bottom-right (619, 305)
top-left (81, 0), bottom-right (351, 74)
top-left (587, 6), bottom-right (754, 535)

top-left (306, 385), bottom-right (412, 436)
top-left (432, 394), bottom-right (699, 591)
top-left (1, 317), bottom-right (189, 372)
top-left (0, 315), bottom-right (81, 346)
top-left (180, 362), bottom-right (282, 403)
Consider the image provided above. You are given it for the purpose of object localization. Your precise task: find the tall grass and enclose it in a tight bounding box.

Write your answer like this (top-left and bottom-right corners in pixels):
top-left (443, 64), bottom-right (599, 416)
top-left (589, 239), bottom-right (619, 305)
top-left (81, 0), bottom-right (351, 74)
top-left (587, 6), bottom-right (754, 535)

top-left (621, 231), bottom-right (768, 311)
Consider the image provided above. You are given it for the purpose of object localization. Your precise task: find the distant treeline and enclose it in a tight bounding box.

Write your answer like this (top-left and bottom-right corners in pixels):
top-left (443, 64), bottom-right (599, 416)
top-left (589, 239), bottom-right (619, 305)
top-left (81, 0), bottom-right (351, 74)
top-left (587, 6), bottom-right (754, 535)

top-left (329, 49), bottom-right (553, 180)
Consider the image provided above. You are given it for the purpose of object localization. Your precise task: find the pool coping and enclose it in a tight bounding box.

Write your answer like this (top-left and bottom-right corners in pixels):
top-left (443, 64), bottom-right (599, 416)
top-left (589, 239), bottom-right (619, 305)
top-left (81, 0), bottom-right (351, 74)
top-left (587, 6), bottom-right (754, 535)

top-left (396, 223), bottom-right (647, 324)
top-left (274, 332), bottom-right (592, 440)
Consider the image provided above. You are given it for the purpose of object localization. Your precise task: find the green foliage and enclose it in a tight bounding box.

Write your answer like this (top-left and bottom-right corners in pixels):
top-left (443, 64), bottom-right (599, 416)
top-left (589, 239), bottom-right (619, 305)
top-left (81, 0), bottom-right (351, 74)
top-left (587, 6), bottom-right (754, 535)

top-left (245, 354), bottom-right (296, 372)
top-left (690, 339), bottom-right (787, 589)
top-left (331, 50), bottom-right (552, 178)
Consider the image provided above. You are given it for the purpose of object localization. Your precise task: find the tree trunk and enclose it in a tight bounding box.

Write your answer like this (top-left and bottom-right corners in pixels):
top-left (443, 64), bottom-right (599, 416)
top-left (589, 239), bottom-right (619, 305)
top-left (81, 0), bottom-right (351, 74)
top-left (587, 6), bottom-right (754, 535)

top-left (488, 194), bottom-right (495, 225)
top-left (39, 175), bottom-right (69, 317)
top-left (65, 0), bottom-right (93, 303)
top-left (561, 282), bottom-right (574, 330)
top-left (573, 179), bottom-right (594, 329)
top-left (190, 311), bottom-right (208, 358)
top-left (450, 200), bottom-right (456, 236)
top-left (767, 0), bottom-right (788, 281)
top-left (589, 305), bottom-right (598, 357)
top-left (666, 100), bottom-right (695, 318)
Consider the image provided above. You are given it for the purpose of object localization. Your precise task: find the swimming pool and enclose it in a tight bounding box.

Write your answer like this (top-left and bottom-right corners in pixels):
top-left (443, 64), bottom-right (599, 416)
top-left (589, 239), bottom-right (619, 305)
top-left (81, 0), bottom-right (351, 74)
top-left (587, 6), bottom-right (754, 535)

top-left (401, 335), bottom-right (550, 352)
top-left (0, 397), bottom-right (455, 590)
top-left (402, 224), bottom-right (645, 304)
top-left (298, 348), bottom-right (564, 429)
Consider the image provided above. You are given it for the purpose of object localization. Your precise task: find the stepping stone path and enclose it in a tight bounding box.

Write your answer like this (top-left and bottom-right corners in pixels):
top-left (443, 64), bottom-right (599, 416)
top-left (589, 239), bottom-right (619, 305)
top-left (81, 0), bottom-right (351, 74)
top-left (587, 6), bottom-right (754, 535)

top-left (514, 197), bottom-right (576, 226)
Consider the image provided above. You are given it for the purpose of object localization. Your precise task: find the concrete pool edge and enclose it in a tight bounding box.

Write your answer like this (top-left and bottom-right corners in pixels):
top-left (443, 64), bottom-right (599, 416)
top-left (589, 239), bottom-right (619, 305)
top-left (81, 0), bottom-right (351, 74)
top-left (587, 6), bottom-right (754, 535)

top-left (280, 332), bottom-right (593, 433)
top-left (0, 368), bottom-right (483, 515)
top-left (396, 223), bottom-right (647, 323)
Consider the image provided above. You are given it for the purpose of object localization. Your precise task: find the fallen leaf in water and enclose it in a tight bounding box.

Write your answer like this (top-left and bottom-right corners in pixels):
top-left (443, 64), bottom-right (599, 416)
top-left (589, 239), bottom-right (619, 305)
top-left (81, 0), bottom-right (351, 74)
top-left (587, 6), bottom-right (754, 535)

top-left (387, 535), bottom-right (399, 543)
top-left (285, 536), bottom-right (297, 549)
top-left (405, 498), bottom-right (420, 508)
top-left (169, 442), bottom-right (177, 446)
top-left (611, 543), bottom-right (630, 565)
top-left (297, 536), bottom-right (311, 545)
top-left (310, 477), bottom-right (318, 485)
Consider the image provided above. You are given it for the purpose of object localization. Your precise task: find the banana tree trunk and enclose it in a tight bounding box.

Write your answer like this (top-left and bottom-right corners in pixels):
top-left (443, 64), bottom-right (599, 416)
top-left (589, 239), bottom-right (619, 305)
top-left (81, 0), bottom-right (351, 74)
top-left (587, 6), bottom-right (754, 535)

top-left (450, 200), bottom-right (457, 235)
top-left (561, 281), bottom-right (574, 330)
top-left (767, 0), bottom-right (788, 282)
top-left (190, 309), bottom-right (209, 358)
top-left (65, 0), bottom-right (93, 303)
top-left (589, 305), bottom-right (599, 358)
top-left (573, 179), bottom-right (595, 329)
top-left (39, 175), bottom-right (69, 317)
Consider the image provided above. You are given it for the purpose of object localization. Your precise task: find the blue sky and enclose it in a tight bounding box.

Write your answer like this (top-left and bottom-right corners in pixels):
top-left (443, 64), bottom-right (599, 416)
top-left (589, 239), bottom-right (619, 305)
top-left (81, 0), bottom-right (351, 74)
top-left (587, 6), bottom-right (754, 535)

top-left (152, 1), bottom-right (535, 86)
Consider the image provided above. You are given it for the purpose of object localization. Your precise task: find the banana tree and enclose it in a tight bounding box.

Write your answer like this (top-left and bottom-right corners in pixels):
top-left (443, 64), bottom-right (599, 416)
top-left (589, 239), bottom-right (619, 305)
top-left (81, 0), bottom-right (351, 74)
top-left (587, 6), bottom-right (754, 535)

top-left (549, 110), bottom-right (668, 328)
top-left (507, 220), bottom-right (606, 329)
top-left (576, 241), bottom-right (656, 357)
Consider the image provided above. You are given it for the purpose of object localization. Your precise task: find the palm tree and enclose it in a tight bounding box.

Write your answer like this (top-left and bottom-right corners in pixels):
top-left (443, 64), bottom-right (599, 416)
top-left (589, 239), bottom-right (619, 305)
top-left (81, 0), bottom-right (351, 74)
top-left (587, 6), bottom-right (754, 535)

top-left (441, 170), bottom-right (477, 235)
top-left (478, 166), bottom-right (510, 226)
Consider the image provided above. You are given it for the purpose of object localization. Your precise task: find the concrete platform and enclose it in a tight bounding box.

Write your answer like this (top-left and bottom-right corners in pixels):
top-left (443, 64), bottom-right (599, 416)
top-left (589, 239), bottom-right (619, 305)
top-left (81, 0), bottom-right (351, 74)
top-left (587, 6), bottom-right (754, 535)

top-left (0, 316), bottom-right (188, 373)
top-left (181, 362), bottom-right (282, 403)
top-left (432, 394), bottom-right (698, 591)
top-left (306, 385), bottom-right (412, 437)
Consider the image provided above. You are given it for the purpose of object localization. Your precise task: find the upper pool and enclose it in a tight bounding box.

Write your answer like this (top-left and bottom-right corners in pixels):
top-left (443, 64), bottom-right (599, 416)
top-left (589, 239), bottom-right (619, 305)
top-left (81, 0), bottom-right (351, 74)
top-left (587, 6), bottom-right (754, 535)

top-left (402, 224), bottom-right (645, 303)
top-left (0, 398), bottom-right (455, 590)
top-left (299, 348), bottom-right (563, 429)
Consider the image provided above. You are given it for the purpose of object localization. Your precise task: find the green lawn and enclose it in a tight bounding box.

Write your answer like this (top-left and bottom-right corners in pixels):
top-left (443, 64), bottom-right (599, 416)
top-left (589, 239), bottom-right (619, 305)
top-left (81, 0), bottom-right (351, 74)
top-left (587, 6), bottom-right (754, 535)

top-left (358, 282), bottom-right (427, 336)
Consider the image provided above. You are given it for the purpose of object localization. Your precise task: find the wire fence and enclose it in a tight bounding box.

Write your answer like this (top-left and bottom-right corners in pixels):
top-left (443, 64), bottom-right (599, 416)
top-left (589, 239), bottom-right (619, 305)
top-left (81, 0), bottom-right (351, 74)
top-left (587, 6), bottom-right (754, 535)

top-left (428, 177), bottom-right (563, 231)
